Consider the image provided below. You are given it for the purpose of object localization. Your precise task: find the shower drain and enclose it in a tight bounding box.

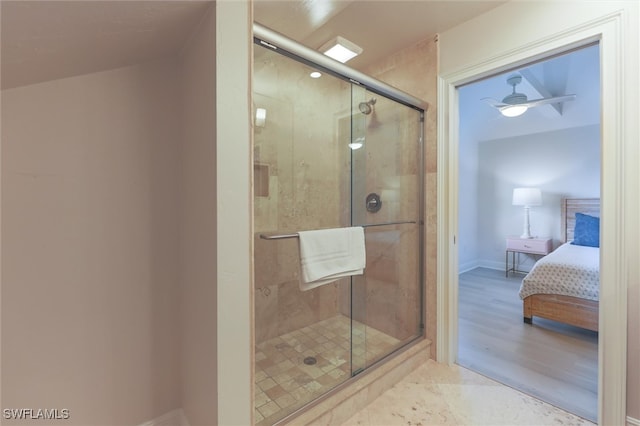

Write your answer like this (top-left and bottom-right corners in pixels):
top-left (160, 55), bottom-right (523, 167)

top-left (303, 356), bottom-right (317, 365)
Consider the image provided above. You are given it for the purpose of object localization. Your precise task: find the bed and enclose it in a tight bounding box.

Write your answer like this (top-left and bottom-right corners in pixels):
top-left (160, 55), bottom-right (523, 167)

top-left (519, 198), bottom-right (600, 332)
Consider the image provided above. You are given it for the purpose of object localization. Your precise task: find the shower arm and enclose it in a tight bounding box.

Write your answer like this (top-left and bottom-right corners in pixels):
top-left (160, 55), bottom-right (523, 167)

top-left (259, 220), bottom-right (418, 240)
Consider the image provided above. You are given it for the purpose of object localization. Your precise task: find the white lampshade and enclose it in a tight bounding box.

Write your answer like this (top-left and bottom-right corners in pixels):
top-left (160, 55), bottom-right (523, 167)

top-left (512, 188), bottom-right (542, 206)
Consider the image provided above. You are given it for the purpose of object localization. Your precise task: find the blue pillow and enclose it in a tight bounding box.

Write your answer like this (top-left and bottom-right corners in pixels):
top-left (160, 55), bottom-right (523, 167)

top-left (571, 213), bottom-right (600, 247)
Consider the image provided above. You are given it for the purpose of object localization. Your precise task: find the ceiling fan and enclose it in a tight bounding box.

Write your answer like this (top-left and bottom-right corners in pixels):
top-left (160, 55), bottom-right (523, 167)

top-left (482, 74), bottom-right (576, 117)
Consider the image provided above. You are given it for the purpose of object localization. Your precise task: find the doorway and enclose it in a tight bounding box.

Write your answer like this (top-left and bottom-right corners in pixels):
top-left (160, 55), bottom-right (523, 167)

top-left (436, 10), bottom-right (632, 424)
top-left (454, 45), bottom-right (600, 422)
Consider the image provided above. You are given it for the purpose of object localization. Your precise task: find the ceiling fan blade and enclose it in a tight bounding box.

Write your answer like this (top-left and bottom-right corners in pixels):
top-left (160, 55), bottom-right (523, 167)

top-left (520, 94), bottom-right (576, 108)
top-left (481, 97), bottom-right (507, 108)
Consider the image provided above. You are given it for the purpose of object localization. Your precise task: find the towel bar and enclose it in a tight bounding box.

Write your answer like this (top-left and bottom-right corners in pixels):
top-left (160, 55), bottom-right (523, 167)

top-left (259, 220), bottom-right (418, 240)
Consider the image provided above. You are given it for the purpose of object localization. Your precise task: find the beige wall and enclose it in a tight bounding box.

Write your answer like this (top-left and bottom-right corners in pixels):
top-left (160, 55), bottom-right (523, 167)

top-left (438, 0), bottom-right (639, 421)
top-left (364, 37), bottom-right (439, 358)
top-left (0, 2), bottom-right (253, 425)
top-left (178, 4), bottom-right (218, 426)
top-left (1, 2), bottom-right (253, 425)
top-left (1, 59), bottom-right (182, 425)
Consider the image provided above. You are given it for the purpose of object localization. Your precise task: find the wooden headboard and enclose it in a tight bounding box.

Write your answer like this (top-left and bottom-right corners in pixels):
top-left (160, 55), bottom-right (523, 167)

top-left (561, 198), bottom-right (600, 243)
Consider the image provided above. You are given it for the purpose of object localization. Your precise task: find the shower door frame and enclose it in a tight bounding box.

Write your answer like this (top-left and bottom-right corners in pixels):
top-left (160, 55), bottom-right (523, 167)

top-left (253, 22), bottom-right (429, 423)
top-left (253, 23), bottom-right (428, 112)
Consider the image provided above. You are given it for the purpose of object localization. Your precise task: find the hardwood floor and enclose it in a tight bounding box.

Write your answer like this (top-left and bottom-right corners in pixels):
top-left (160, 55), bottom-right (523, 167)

top-left (457, 267), bottom-right (598, 422)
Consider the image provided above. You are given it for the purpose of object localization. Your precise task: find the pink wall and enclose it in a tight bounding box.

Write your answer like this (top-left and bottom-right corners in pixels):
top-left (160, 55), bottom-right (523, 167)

top-left (1, 59), bottom-right (182, 425)
top-left (178, 5), bottom-right (218, 425)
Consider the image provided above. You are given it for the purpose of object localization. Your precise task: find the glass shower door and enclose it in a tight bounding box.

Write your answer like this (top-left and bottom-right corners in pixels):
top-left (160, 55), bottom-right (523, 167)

top-left (349, 86), bottom-right (423, 374)
top-left (253, 40), bottom-right (423, 425)
top-left (253, 44), bottom-right (355, 425)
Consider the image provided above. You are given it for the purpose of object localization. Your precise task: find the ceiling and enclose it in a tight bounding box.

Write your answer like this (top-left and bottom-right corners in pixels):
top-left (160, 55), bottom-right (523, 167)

top-left (459, 44), bottom-right (600, 142)
top-left (0, 1), bottom-right (211, 89)
top-left (1, 0), bottom-right (598, 140)
top-left (254, 0), bottom-right (599, 141)
top-left (253, 0), bottom-right (507, 70)
top-left (1, 0), bottom-right (506, 89)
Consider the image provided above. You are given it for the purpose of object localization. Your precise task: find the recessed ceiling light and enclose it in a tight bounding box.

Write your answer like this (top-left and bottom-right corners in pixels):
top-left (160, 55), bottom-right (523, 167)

top-left (320, 36), bottom-right (362, 63)
top-left (310, 71), bottom-right (322, 78)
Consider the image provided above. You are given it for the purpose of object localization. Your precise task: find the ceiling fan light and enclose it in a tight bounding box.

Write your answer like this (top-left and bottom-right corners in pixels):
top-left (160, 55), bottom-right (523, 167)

top-left (500, 105), bottom-right (528, 117)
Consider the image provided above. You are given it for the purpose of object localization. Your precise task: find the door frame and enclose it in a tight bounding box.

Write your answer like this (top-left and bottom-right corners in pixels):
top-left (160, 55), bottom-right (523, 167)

top-left (436, 11), bottom-right (629, 426)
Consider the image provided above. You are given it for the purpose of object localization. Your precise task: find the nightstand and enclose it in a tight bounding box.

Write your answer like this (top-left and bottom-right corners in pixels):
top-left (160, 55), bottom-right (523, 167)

top-left (505, 236), bottom-right (552, 277)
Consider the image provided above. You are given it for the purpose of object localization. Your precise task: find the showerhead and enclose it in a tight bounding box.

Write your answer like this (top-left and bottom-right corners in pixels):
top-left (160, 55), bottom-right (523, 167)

top-left (358, 98), bottom-right (377, 115)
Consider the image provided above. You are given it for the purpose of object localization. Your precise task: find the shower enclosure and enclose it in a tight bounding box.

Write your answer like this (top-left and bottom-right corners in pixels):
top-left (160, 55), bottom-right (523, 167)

top-left (253, 24), bottom-right (425, 425)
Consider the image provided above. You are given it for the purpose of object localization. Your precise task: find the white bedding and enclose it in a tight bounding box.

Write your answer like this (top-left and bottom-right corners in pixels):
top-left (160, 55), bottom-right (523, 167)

top-left (519, 242), bottom-right (600, 301)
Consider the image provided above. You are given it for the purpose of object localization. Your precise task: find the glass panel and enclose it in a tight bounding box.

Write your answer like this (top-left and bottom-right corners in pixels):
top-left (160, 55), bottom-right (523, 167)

top-left (349, 85), bottom-right (368, 375)
top-left (253, 45), bottom-right (353, 425)
top-left (350, 88), bottom-right (423, 371)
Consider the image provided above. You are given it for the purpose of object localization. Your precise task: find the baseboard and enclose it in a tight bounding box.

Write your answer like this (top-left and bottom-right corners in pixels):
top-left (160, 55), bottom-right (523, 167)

top-left (460, 260), bottom-right (521, 274)
top-left (478, 259), bottom-right (509, 272)
top-left (138, 409), bottom-right (189, 426)
top-left (458, 259), bottom-right (479, 274)
top-left (627, 415), bottom-right (640, 426)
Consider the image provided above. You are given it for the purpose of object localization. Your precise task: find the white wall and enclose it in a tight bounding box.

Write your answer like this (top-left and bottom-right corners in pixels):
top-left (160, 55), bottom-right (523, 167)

top-left (1, 59), bottom-right (182, 425)
top-left (457, 115), bottom-right (479, 272)
top-left (214, 1), bottom-right (253, 424)
top-left (475, 125), bottom-right (600, 271)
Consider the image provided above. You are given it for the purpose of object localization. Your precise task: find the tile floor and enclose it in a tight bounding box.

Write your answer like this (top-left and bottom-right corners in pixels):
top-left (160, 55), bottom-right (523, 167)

top-left (255, 315), bottom-right (400, 425)
top-left (341, 359), bottom-right (595, 426)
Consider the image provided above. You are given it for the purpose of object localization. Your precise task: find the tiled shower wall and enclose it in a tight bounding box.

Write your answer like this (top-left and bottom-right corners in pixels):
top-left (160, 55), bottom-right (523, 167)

top-left (364, 37), bottom-right (439, 357)
top-left (253, 50), bottom-right (350, 343)
top-left (253, 43), bottom-right (428, 346)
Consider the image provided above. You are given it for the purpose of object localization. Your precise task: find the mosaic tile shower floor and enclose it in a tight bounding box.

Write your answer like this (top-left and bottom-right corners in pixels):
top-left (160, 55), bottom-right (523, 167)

top-left (254, 315), bottom-right (400, 425)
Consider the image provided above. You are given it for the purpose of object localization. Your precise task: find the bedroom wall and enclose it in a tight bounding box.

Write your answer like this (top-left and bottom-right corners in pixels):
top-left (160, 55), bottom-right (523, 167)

top-left (458, 107), bottom-right (480, 273)
top-left (1, 59), bottom-right (182, 425)
top-left (474, 124), bottom-right (600, 272)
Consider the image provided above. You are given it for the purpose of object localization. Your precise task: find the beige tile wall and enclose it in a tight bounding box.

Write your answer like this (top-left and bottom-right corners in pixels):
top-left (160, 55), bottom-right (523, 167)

top-left (253, 49), bottom-right (349, 343)
top-left (253, 43), bottom-right (429, 347)
top-left (364, 36), bottom-right (439, 358)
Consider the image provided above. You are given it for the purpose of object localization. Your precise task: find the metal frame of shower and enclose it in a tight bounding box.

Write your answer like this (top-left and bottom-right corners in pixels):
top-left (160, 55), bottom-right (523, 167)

top-left (253, 22), bottom-right (428, 424)
top-left (254, 23), bottom-right (429, 112)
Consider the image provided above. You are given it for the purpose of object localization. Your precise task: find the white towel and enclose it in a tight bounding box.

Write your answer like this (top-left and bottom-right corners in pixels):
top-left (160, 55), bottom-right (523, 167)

top-left (297, 227), bottom-right (366, 291)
